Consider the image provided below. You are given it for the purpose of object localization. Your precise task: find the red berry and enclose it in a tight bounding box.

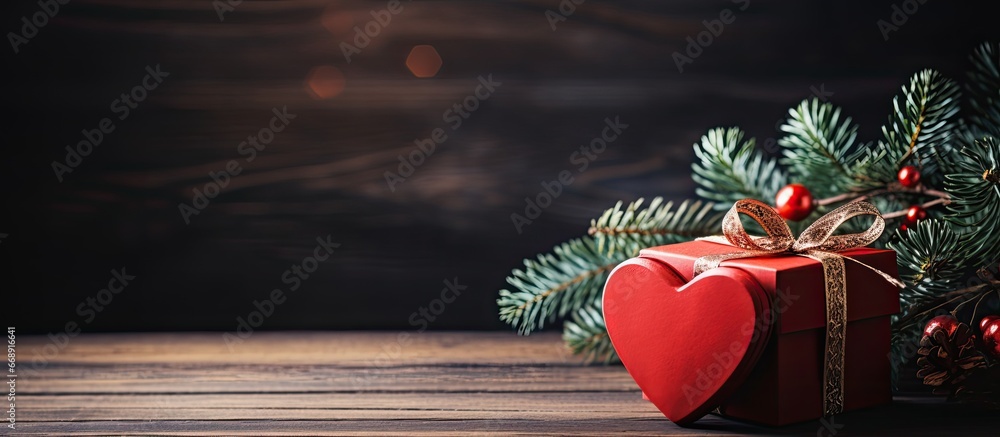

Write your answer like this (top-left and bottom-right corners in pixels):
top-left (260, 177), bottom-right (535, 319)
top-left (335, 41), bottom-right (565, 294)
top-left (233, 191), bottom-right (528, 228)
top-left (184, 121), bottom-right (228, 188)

top-left (903, 205), bottom-right (927, 227)
top-left (897, 165), bottom-right (921, 188)
top-left (923, 314), bottom-right (959, 338)
top-left (980, 315), bottom-right (1000, 333)
top-left (982, 318), bottom-right (1000, 359)
top-left (774, 184), bottom-right (814, 221)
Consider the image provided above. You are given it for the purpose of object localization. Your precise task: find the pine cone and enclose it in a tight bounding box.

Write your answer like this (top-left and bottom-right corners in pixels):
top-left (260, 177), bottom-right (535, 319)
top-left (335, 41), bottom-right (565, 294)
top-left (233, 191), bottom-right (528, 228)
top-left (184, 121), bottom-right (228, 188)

top-left (916, 323), bottom-right (987, 396)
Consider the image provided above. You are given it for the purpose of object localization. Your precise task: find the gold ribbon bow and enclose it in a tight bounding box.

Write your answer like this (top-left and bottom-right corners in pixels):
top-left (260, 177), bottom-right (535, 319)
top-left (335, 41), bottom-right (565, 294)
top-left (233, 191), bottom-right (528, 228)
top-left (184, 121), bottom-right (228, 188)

top-left (694, 199), bottom-right (903, 416)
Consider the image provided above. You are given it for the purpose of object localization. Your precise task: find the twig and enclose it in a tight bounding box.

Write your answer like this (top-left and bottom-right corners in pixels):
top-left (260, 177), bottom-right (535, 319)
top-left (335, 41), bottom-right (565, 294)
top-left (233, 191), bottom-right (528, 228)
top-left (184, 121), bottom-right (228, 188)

top-left (883, 197), bottom-right (950, 219)
top-left (814, 183), bottom-right (952, 220)
top-left (894, 281), bottom-right (1000, 330)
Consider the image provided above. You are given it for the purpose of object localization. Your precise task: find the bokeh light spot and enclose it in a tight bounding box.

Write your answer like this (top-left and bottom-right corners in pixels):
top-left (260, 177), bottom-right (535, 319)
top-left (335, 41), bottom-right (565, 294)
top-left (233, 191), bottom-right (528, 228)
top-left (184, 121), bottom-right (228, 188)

top-left (305, 66), bottom-right (346, 99)
top-left (321, 4), bottom-right (354, 35)
top-left (406, 45), bottom-right (442, 78)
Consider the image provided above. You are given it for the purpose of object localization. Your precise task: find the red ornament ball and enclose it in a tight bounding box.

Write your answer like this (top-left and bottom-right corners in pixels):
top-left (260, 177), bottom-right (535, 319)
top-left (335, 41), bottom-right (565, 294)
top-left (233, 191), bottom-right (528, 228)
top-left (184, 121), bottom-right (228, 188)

top-left (903, 205), bottom-right (928, 228)
top-left (897, 165), bottom-right (921, 188)
top-left (774, 184), bottom-right (815, 221)
top-left (923, 314), bottom-right (960, 338)
top-left (982, 318), bottom-right (1000, 358)
top-left (981, 315), bottom-right (1000, 333)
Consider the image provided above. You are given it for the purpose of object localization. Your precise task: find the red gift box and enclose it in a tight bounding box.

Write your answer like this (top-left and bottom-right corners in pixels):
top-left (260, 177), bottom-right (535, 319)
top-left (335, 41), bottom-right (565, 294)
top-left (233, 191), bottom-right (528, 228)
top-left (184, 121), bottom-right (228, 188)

top-left (635, 240), bottom-right (900, 426)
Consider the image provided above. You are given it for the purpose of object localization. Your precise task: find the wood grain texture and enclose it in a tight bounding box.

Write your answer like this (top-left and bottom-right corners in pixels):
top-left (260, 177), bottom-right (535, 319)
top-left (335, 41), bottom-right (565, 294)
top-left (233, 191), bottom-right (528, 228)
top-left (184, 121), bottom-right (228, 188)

top-left (11, 332), bottom-right (999, 435)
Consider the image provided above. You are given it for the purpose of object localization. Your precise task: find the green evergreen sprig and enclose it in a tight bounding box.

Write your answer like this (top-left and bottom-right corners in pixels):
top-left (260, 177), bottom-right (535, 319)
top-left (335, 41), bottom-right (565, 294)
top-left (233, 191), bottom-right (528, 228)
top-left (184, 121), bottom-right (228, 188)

top-left (966, 43), bottom-right (1000, 139)
top-left (498, 237), bottom-right (626, 335)
top-left (946, 137), bottom-right (1000, 262)
top-left (563, 303), bottom-right (618, 363)
top-left (693, 127), bottom-right (786, 207)
top-left (883, 69), bottom-right (961, 182)
top-left (588, 197), bottom-right (721, 257)
top-left (497, 42), bottom-right (1000, 386)
top-left (779, 99), bottom-right (864, 198)
top-left (889, 220), bottom-right (968, 307)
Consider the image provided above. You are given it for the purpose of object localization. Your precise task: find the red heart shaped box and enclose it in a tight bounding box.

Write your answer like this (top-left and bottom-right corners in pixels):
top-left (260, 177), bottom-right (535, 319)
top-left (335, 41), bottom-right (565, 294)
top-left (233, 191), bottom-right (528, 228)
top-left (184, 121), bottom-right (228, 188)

top-left (604, 258), bottom-right (772, 425)
top-left (607, 240), bottom-right (900, 426)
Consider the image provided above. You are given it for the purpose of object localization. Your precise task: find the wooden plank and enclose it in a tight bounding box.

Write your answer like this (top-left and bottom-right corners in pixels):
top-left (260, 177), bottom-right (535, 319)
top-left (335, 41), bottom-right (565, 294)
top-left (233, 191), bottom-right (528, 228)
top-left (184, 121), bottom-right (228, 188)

top-left (19, 392), bottom-right (654, 414)
top-left (19, 406), bottom-right (665, 422)
top-left (19, 364), bottom-right (636, 394)
top-left (17, 332), bottom-right (578, 365)
top-left (12, 332), bottom-right (999, 436)
top-left (17, 399), bottom-right (1000, 437)
top-left (7, 419), bottom-right (688, 436)
top-left (16, 397), bottom-right (999, 436)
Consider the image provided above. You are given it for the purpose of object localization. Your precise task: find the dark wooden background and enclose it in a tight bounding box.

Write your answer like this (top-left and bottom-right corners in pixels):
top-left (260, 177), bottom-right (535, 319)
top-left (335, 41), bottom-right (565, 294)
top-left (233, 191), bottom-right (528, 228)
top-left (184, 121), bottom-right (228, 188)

top-left (3, 0), bottom-right (998, 332)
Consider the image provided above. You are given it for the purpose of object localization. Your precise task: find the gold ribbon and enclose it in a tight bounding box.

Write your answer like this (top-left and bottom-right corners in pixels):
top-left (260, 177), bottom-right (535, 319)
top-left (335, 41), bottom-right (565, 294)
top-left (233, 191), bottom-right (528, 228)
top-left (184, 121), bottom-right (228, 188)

top-left (694, 199), bottom-right (903, 416)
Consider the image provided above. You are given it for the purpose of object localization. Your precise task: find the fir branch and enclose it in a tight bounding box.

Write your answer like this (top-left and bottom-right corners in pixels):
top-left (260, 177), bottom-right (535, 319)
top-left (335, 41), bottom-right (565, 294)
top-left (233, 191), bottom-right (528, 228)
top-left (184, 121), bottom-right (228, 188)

top-left (843, 71), bottom-right (961, 194)
top-left (848, 141), bottom-right (898, 191)
top-left (888, 220), bottom-right (969, 310)
top-left (966, 42), bottom-right (1000, 139)
top-left (588, 197), bottom-right (721, 257)
top-left (692, 127), bottom-right (786, 208)
top-left (496, 41), bottom-right (1000, 373)
top-left (497, 237), bottom-right (626, 335)
top-left (779, 99), bottom-right (863, 197)
top-left (946, 137), bottom-right (1000, 263)
top-left (563, 303), bottom-right (619, 364)
top-left (883, 69), bottom-right (960, 181)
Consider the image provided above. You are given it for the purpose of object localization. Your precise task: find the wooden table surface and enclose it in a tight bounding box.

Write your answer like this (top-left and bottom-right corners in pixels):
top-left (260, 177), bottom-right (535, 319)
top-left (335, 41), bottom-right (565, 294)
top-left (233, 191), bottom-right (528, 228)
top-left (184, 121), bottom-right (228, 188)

top-left (12, 332), bottom-right (998, 436)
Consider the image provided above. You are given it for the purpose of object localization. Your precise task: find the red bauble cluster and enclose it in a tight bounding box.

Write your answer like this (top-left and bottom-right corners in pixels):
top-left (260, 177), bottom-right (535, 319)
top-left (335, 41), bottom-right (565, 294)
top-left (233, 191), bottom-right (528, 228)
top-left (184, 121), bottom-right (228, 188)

top-left (774, 184), bottom-right (814, 221)
top-left (981, 315), bottom-right (1000, 359)
top-left (900, 205), bottom-right (928, 231)
top-left (897, 165), bottom-right (921, 188)
top-left (927, 314), bottom-right (1000, 359)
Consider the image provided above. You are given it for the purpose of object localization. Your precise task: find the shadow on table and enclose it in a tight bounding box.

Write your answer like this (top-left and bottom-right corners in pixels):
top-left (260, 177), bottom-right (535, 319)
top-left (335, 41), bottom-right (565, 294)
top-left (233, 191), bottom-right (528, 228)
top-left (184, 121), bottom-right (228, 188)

top-left (687, 396), bottom-right (997, 436)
